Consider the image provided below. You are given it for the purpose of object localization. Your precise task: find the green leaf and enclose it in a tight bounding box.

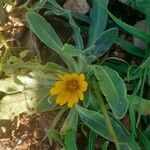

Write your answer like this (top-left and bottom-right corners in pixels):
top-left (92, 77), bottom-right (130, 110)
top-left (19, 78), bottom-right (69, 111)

top-left (64, 131), bottom-right (77, 150)
top-left (87, 130), bottom-right (98, 150)
top-left (76, 105), bottom-right (139, 149)
top-left (47, 0), bottom-right (65, 12)
top-left (108, 10), bottom-right (150, 42)
top-left (26, 11), bottom-right (79, 72)
top-left (88, 0), bottom-right (108, 46)
top-left (46, 0), bottom-right (84, 50)
top-left (115, 38), bottom-right (145, 57)
top-left (36, 95), bottom-right (57, 112)
top-left (139, 131), bottom-right (150, 150)
top-left (94, 65), bottom-right (128, 119)
top-left (135, 0), bottom-right (150, 15)
top-left (104, 58), bottom-right (130, 76)
top-left (71, 12), bottom-right (90, 24)
top-left (139, 56), bottom-right (150, 69)
top-left (60, 102), bottom-right (78, 150)
top-left (83, 89), bottom-right (92, 108)
top-left (26, 11), bottom-right (63, 53)
top-left (61, 107), bottom-right (78, 133)
top-left (68, 16), bottom-right (84, 50)
top-left (62, 44), bottom-right (80, 57)
top-left (102, 141), bottom-right (109, 150)
top-left (128, 95), bottom-right (150, 115)
top-left (44, 62), bottom-right (67, 74)
top-left (92, 28), bottom-right (118, 59)
top-left (47, 128), bottom-right (64, 146)
top-left (32, 0), bottom-right (48, 10)
top-left (83, 88), bottom-right (99, 110)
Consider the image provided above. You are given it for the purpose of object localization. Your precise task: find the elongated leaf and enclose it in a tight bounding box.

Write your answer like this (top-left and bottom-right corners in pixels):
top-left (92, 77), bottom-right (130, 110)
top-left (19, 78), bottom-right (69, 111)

top-left (139, 131), bottom-right (150, 150)
top-left (36, 95), bottom-right (57, 112)
top-left (47, 128), bottom-right (64, 146)
top-left (47, 0), bottom-right (65, 12)
top-left (128, 95), bottom-right (150, 115)
top-left (46, 0), bottom-right (84, 50)
top-left (26, 0), bottom-right (48, 10)
top-left (62, 108), bottom-right (78, 150)
top-left (115, 38), bottom-right (145, 57)
top-left (135, 0), bottom-right (150, 15)
top-left (94, 65), bottom-right (128, 119)
top-left (83, 89), bottom-right (92, 108)
top-left (104, 58), bottom-right (130, 76)
top-left (44, 62), bottom-right (67, 74)
top-left (88, 0), bottom-right (108, 46)
top-left (87, 130), bottom-right (98, 150)
top-left (26, 11), bottom-right (79, 72)
top-left (139, 56), bottom-right (150, 69)
top-left (83, 89), bottom-right (99, 110)
top-left (108, 11), bottom-right (150, 42)
top-left (71, 12), bottom-right (90, 24)
top-left (64, 131), bottom-right (77, 150)
top-left (135, 1), bottom-right (150, 28)
top-left (61, 107), bottom-right (78, 133)
top-left (93, 28), bottom-right (118, 58)
top-left (26, 11), bottom-right (63, 53)
top-left (76, 105), bottom-right (140, 149)
top-left (62, 44), bottom-right (80, 57)
top-left (68, 16), bottom-right (84, 50)
top-left (102, 141), bottom-right (109, 150)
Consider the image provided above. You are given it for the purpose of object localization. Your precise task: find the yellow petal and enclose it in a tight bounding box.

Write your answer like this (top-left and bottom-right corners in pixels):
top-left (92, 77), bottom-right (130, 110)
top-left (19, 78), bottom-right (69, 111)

top-left (63, 73), bottom-right (72, 80)
top-left (79, 74), bottom-right (85, 81)
top-left (67, 100), bottom-right (74, 108)
top-left (72, 73), bottom-right (78, 79)
top-left (49, 73), bottom-right (88, 108)
top-left (50, 81), bottom-right (64, 95)
top-left (56, 92), bottom-right (68, 104)
top-left (72, 93), bottom-right (78, 103)
top-left (77, 91), bottom-right (84, 101)
top-left (59, 97), bottom-right (68, 106)
top-left (79, 81), bottom-right (88, 92)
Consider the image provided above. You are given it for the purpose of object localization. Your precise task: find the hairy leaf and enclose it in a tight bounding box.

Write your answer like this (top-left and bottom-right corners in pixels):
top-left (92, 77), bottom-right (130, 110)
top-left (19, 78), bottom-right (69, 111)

top-left (76, 105), bottom-right (140, 149)
top-left (88, 0), bottom-right (108, 46)
top-left (94, 65), bottom-right (128, 119)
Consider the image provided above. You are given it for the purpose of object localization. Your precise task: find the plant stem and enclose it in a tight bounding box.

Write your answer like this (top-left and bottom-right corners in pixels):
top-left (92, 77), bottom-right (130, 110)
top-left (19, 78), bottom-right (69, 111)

top-left (93, 81), bottom-right (120, 150)
top-left (50, 107), bottom-right (66, 129)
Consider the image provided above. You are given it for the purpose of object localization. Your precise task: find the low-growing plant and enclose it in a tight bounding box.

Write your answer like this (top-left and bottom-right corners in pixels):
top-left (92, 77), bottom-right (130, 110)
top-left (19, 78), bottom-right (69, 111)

top-left (0, 0), bottom-right (149, 149)
top-left (24, 0), bottom-right (132, 149)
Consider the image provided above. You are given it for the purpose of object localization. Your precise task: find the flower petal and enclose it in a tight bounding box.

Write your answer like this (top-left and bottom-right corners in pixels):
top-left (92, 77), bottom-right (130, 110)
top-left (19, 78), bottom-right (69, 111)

top-left (79, 81), bottom-right (88, 92)
top-left (72, 93), bottom-right (78, 103)
top-left (56, 92), bottom-right (68, 105)
top-left (50, 81), bottom-right (64, 95)
top-left (79, 74), bottom-right (85, 80)
top-left (77, 91), bottom-right (84, 101)
top-left (67, 100), bottom-right (74, 108)
top-left (72, 73), bottom-right (78, 79)
top-left (63, 73), bottom-right (72, 80)
top-left (49, 73), bottom-right (88, 108)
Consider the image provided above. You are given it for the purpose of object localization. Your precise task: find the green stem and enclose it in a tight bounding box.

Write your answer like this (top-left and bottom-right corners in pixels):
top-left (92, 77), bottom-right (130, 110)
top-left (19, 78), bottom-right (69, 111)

top-left (93, 80), bottom-right (120, 150)
top-left (50, 107), bottom-right (66, 129)
top-left (136, 68), bottom-right (148, 127)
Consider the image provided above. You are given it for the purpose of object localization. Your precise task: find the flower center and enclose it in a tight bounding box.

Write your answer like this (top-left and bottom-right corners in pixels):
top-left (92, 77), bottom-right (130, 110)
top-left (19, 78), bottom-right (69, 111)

top-left (65, 79), bottom-right (79, 92)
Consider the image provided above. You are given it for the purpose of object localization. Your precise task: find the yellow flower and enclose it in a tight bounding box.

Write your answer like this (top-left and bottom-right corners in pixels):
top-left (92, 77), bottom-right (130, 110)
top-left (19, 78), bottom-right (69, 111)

top-left (50, 73), bottom-right (88, 108)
